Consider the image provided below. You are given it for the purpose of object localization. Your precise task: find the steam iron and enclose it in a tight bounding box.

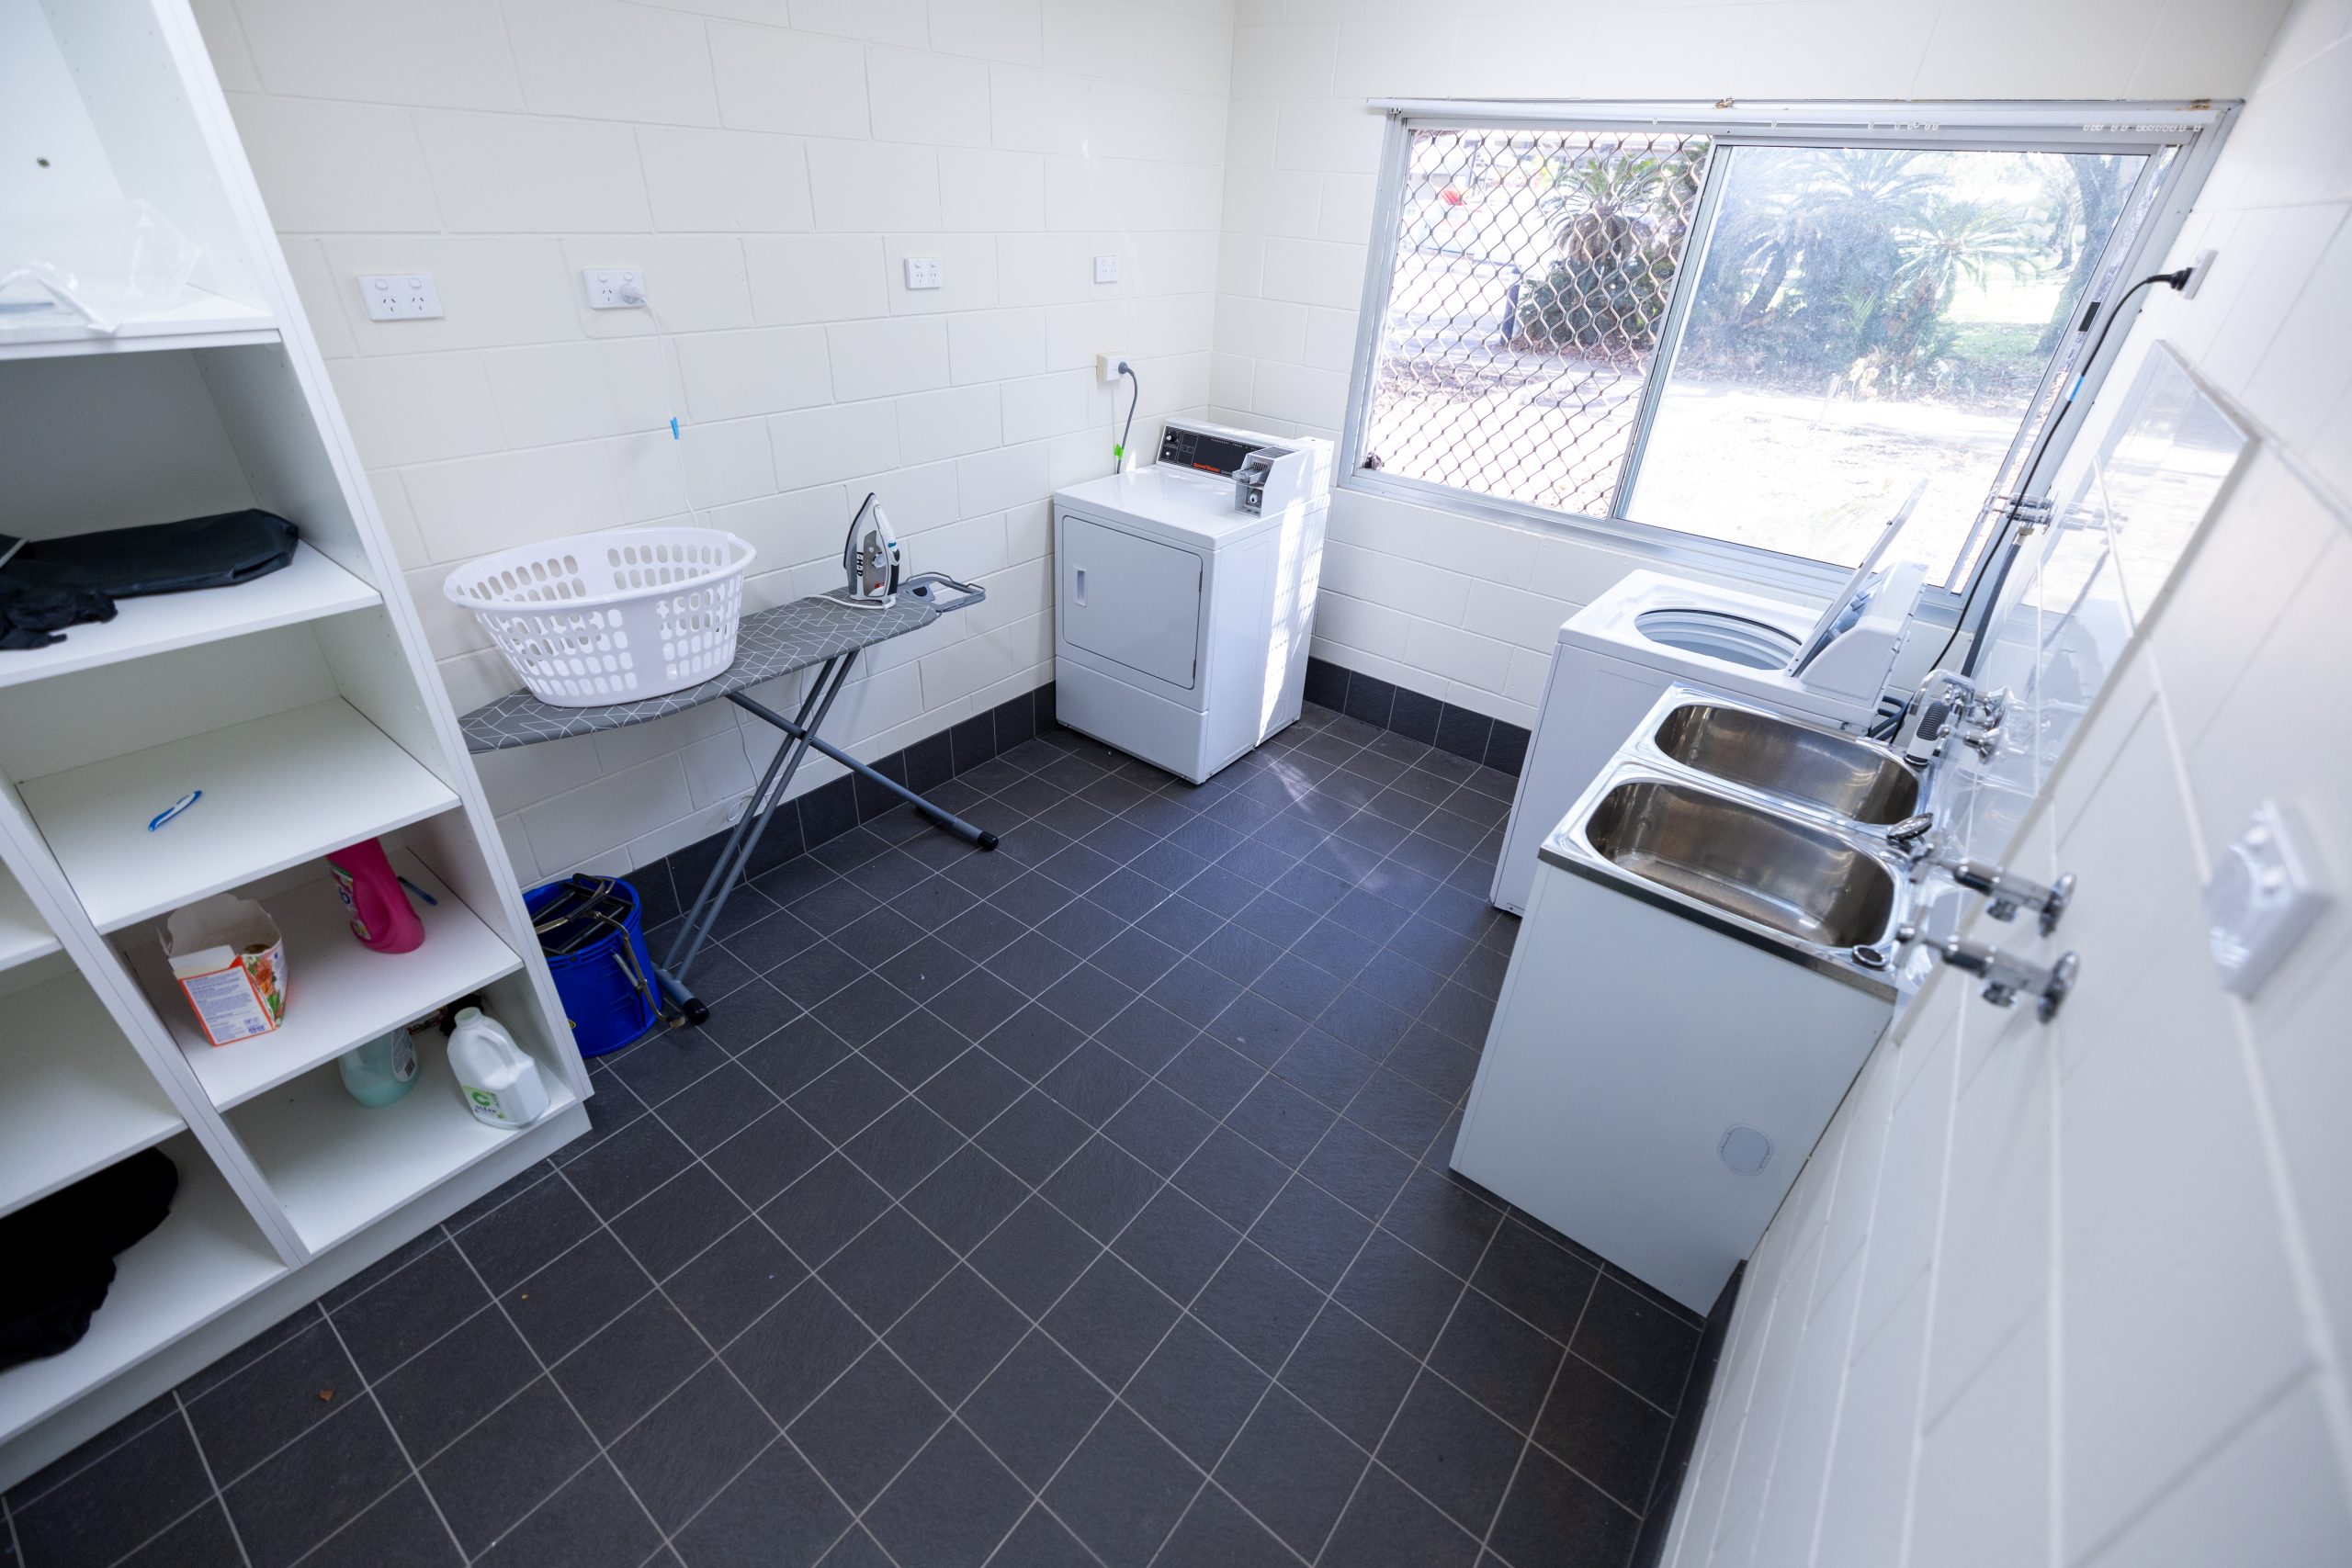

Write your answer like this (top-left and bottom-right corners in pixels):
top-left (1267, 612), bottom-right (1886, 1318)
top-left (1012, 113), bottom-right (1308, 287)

top-left (841, 491), bottom-right (901, 609)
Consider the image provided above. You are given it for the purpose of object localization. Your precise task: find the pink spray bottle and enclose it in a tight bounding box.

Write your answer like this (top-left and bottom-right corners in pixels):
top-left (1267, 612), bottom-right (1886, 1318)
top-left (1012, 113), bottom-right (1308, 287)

top-left (328, 838), bottom-right (425, 953)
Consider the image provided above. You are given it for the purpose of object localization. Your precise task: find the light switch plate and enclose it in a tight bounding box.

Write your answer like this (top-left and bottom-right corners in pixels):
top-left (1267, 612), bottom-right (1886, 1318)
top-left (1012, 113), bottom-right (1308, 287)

top-left (358, 273), bottom-right (442, 321)
top-left (582, 268), bottom-right (645, 309)
top-left (903, 256), bottom-right (943, 290)
top-left (1092, 254), bottom-right (1121, 284)
top-left (2204, 799), bottom-right (2331, 996)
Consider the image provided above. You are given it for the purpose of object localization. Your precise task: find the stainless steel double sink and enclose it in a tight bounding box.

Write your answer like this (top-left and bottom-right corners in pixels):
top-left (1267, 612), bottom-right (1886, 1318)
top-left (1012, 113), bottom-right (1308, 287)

top-left (1543, 690), bottom-right (1927, 990)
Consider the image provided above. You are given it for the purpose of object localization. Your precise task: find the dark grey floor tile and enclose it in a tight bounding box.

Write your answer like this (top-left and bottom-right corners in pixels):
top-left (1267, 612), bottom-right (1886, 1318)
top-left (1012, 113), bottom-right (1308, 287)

top-left (1534, 1354), bottom-right (1673, 1512)
top-left (700, 1102), bottom-right (831, 1209)
top-left (862, 1007), bottom-right (968, 1089)
top-left (1044, 1404), bottom-right (1201, 1568)
top-left (927, 966), bottom-right (1029, 1040)
top-left (1432, 1288), bottom-right (1567, 1433)
top-left (1132, 893), bottom-right (1220, 953)
top-left (696, 977), bottom-right (805, 1055)
top-left (418, 1380), bottom-right (597, 1556)
top-left (1323, 1461), bottom-right (1481, 1568)
top-left (864, 1421), bottom-right (1031, 1568)
top-left (1472, 1221), bottom-right (1601, 1348)
top-left (1421, 982), bottom-right (1498, 1048)
top-left (1215, 1386), bottom-right (1367, 1559)
top-left (222, 1396), bottom-right (411, 1568)
top-left (980, 1002), bottom-right (1089, 1081)
top-left (503, 1231), bottom-right (655, 1364)
top-left (771, 940), bottom-right (869, 1010)
top-left (452, 1175), bottom-right (601, 1293)
top-left (608, 1360), bottom-right (776, 1531)
top-left (664, 1218), bottom-right (806, 1347)
top-left (813, 1526), bottom-right (893, 1567)
top-left (1279, 1303), bottom-right (1419, 1450)
top-left (1039, 1042), bottom-right (1148, 1124)
top-left (1271, 1028), bottom-right (1381, 1111)
top-left (654, 1063), bottom-right (782, 1154)
top-left (885, 1266), bottom-right (1029, 1404)
top-left (668, 1439), bottom-right (849, 1568)
top-left (1375, 1374), bottom-right (1523, 1537)
top-left (1037, 962), bottom-right (1137, 1035)
top-left (975, 1089), bottom-right (1092, 1187)
top-left (612, 1162), bottom-right (752, 1280)
top-left (841, 1099), bottom-right (963, 1197)
top-left (1094, 997), bottom-right (1198, 1074)
top-left (563, 1115), bottom-right (697, 1220)
top-left (820, 1207), bottom-right (960, 1330)
top-left (1204, 990), bottom-right (1309, 1068)
top-left (112, 1497), bottom-right (246, 1568)
top-left (1486, 1446), bottom-right (1641, 1568)
top-left (318, 1224), bottom-right (452, 1313)
top-left (903, 1144), bottom-right (1030, 1254)
top-left (477, 1461), bottom-right (658, 1568)
top-left (732, 1015), bottom-right (855, 1103)
top-left (722, 1278), bottom-right (874, 1427)
top-left (1114, 1189), bottom-right (1240, 1303)
top-left (299, 1479), bottom-right (462, 1568)
top-left (1190, 1244), bottom-right (1322, 1376)
top-left (786, 1347), bottom-right (948, 1510)
top-left (986, 928), bottom-right (1084, 994)
top-left (936, 898), bottom-right (1029, 963)
top-left (1297, 1118), bottom-right (1417, 1220)
top-left (1570, 1275), bottom-right (1702, 1411)
top-left (1040, 1136), bottom-right (1162, 1243)
top-left (1336, 1230), bottom-right (1465, 1358)
top-left (10, 1410), bottom-right (215, 1568)
top-left (1156, 1038), bottom-right (1266, 1120)
top-left (839, 903), bottom-right (926, 965)
top-left (969, 1194), bottom-right (1099, 1317)
top-left (185, 1315), bottom-right (360, 1482)
top-left (761, 1155), bottom-right (892, 1269)
top-left (1120, 1315), bottom-right (1268, 1468)
top-left (991, 1506), bottom-right (1099, 1567)
top-left (605, 1027), bottom-right (736, 1111)
top-left (1102, 1081), bottom-right (1216, 1176)
top-left (8, 1393), bottom-right (180, 1507)
top-left (1250, 954), bottom-right (1346, 1026)
top-left (1042, 1254), bottom-right (1179, 1387)
top-left (1315, 987), bottom-right (1413, 1057)
top-left (786, 1055), bottom-right (905, 1145)
top-left (1172, 1127), bottom-right (1291, 1230)
top-left (1091, 925), bottom-right (1186, 991)
top-left (811, 973), bottom-right (923, 1048)
top-left (1383, 1167), bottom-right (1506, 1280)
top-left (327, 1239), bottom-right (489, 1383)
top-left (721, 908), bottom-right (826, 976)
top-left (553, 1293), bottom-right (711, 1442)
top-left (1153, 1483), bottom-right (1295, 1568)
top-left (377, 1304), bottom-right (540, 1461)
top-left (1385, 1024), bottom-right (1481, 1102)
top-left (1344, 1070), bottom-right (1454, 1159)
top-left (1033, 895), bottom-right (1125, 957)
top-left (1248, 1177), bottom-right (1374, 1292)
top-left (1226, 1076), bottom-right (1338, 1168)
top-left (915, 1046), bottom-right (1028, 1136)
top-left (962, 1332), bottom-right (1112, 1489)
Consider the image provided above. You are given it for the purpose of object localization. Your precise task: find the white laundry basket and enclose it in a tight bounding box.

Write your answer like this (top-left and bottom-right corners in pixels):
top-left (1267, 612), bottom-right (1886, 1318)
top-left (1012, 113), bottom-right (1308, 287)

top-left (444, 528), bottom-right (755, 707)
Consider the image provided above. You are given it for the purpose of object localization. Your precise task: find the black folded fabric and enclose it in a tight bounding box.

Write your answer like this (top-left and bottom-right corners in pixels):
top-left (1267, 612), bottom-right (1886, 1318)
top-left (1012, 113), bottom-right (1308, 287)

top-left (0, 1150), bottom-right (180, 1371)
top-left (0, 509), bottom-right (298, 649)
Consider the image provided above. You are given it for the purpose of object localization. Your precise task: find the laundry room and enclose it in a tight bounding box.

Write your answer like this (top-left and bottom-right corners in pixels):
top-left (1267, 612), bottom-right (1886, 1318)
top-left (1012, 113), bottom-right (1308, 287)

top-left (2, 1), bottom-right (2348, 1564)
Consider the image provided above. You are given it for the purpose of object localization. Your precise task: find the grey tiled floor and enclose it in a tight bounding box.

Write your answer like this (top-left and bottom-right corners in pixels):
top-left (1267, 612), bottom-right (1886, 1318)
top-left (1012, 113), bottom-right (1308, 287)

top-left (5, 705), bottom-right (1703, 1568)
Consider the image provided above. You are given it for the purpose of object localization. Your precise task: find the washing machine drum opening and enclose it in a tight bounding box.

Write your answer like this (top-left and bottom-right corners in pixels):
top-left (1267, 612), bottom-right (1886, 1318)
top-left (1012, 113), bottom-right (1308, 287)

top-left (1634, 609), bottom-right (1801, 671)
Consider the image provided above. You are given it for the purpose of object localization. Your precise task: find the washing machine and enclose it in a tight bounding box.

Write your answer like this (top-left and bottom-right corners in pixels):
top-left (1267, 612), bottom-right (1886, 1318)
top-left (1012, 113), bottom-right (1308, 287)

top-left (1491, 525), bottom-right (1932, 915)
top-left (1053, 420), bottom-right (1333, 784)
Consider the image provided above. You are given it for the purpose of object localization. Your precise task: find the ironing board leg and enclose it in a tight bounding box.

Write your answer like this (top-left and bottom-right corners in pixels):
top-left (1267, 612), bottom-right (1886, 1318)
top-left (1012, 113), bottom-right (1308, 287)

top-left (656, 654), bottom-right (857, 1021)
top-left (728, 691), bottom-right (1001, 852)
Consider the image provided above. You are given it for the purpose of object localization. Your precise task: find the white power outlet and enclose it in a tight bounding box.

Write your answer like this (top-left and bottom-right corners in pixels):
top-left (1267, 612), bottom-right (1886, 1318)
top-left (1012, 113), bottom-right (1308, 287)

top-left (1096, 351), bottom-right (1130, 383)
top-left (582, 268), bottom-right (646, 310)
top-left (1092, 254), bottom-right (1121, 285)
top-left (358, 273), bottom-right (442, 321)
top-left (902, 256), bottom-right (943, 290)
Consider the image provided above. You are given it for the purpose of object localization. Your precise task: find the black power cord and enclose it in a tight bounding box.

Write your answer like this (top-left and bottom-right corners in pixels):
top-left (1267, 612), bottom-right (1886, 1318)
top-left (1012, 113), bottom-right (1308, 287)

top-left (1926, 265), bottom-right (2197, 678)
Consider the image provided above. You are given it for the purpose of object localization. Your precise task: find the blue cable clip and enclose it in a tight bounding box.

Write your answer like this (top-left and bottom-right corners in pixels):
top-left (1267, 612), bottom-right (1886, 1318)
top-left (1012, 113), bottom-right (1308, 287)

top-left (149, 790), bottom-right (201, 831)
top-left (670, 416), bottom-right (681, 440)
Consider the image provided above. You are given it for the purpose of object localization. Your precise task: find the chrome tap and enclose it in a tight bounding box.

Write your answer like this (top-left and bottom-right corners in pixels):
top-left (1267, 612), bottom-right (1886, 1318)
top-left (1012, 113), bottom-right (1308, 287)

top-left (1884, 813), bottom-right (1939, 869)
top-left (1894, 671), bottom-right (2010, 765)
top-left (1896, 924), bottom-right (2078, 1021)
top-left (1940, 858), bottom-right (2075, 934)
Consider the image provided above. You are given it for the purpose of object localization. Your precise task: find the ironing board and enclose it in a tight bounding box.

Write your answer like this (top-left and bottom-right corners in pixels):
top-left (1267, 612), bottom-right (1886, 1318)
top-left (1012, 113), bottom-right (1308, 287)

top-left (457, 578), bottom-right (997, 1024)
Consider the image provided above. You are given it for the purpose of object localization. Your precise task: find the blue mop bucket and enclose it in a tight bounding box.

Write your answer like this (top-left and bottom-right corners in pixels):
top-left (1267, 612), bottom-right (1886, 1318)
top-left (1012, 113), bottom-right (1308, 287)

top-left (525, 876), bottom-right (661, 1056)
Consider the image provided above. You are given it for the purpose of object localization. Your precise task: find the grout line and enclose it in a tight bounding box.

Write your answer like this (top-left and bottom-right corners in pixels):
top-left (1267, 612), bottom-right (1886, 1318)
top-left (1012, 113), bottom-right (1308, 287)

top-left (305, 1297), bottom-right (469, 1564)
top-left (172, 1391), bottom-right (256, 1568)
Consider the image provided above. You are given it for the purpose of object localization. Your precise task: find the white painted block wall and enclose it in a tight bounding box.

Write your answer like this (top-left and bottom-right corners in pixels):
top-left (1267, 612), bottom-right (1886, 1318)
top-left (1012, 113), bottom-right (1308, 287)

top-left (1663, 0), bottom-right (2352, 1559)
top-left (1203, 0), bottom-right (2292, 733)
top-left (191, 0), bottom-right (1234, 885)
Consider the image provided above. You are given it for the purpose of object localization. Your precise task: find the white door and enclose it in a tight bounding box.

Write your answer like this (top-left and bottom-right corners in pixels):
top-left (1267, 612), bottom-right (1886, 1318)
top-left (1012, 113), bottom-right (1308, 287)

top-left (1059, 512), bottom-right (1203, 691)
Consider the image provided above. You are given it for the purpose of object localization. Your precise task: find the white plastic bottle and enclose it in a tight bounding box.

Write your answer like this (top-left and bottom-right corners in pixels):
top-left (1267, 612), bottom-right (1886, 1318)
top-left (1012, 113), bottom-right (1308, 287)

top-left (447, 1007), bottom-right (549, 1130)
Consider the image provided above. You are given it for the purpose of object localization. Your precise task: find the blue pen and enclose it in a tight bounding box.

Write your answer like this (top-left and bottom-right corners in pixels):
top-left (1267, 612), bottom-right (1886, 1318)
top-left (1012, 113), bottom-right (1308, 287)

top-left (149, 790), bottom-right (201, 831)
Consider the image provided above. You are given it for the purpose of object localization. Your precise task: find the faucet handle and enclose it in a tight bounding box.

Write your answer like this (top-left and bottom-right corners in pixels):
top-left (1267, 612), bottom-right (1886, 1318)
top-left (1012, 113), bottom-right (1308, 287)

top-left (1912, 934), bottom-right (2079, 1021)
top-left (1945, 860), bottom-right (2075, 934)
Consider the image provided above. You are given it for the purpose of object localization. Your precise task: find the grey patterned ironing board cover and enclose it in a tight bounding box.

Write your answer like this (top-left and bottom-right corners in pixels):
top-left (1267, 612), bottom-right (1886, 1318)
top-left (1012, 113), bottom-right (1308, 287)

top-left (458, 587), bottom-right (967, 753)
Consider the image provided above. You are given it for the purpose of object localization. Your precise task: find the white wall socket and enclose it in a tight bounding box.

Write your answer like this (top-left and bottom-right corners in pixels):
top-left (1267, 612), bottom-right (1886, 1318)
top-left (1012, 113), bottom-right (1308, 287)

top-left (358, 273), bottom-right (442, 321)
top-left (1096, 352), bottom-right (1130, 383)
top-left (583, 268), bottom-right (645, 310)
top-left (1092, 254), bottom-right (1121, 284)
top-left (903, 256), bottom-right (943, 290)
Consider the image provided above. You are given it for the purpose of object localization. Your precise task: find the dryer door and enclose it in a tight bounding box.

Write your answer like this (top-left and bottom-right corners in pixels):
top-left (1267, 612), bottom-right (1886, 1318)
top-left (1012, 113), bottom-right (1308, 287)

top-left (1060, 512), bottom-right (1203, 690)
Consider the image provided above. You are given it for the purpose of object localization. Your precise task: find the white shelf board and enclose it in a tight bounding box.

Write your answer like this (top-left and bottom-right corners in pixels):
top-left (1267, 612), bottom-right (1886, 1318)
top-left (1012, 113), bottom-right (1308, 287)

top-left (0, 971), bottom-right (186, 1221)
top-left (19, 697), bottom-right (460, 934)
top-left (0, 867), bottom-right (61, 972)
top-left (126, 855), bottom-right (523, 1111)
top-left (0, 1144), bottom-right (284, 1446)
top-left (231, 1034), bottom-right (578, 1254)
top-left (0, 546), bottom-right (379, 691)
top-left (0, 290), bottom-right (278, 362)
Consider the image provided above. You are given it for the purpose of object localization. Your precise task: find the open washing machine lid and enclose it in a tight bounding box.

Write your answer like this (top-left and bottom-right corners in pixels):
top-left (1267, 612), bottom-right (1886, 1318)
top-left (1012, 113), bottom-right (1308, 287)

top-left (1630, 608), bottom-right (1802, 671)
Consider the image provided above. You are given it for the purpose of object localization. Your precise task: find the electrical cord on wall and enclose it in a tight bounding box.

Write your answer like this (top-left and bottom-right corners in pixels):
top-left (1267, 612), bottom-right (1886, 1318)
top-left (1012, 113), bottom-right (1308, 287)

top-left (1113, 361), bottom-right (1139, 470)
top-left (1922, 265), bottom-right (2198, 679)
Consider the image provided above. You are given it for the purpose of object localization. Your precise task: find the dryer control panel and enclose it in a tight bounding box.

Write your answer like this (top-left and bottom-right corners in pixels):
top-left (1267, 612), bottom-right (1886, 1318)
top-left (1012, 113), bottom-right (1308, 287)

top-left (1156, 419), bottom-right (1333, 515)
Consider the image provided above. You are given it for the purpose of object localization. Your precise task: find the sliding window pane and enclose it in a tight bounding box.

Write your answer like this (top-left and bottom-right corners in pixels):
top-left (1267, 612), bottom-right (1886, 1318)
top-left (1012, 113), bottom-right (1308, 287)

top-left (1362, 129), bottom-right (1713, 517)
top-left (1625, 146), bottom-right (2146, 580)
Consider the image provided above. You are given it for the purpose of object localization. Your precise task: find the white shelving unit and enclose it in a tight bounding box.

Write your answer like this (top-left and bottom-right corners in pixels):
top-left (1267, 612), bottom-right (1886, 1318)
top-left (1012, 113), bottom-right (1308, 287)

top-left (0, 0), bottom-right (588, 1484)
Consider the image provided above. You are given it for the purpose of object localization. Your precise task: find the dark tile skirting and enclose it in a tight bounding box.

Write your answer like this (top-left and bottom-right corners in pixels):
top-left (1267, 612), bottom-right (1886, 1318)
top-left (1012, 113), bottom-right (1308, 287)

top-left (1303, 657), bottom-right (1530, 777)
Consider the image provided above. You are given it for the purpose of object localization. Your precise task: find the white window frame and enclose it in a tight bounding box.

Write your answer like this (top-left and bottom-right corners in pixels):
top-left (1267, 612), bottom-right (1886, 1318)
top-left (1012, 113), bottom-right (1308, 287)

top-left (1340, 98), bottom-right (2237, 606)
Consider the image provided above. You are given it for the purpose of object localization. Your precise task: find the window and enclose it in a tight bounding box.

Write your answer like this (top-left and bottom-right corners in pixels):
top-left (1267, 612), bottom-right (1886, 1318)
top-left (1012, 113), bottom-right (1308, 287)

top-left (1350, 106), bottom-right (2218, 593)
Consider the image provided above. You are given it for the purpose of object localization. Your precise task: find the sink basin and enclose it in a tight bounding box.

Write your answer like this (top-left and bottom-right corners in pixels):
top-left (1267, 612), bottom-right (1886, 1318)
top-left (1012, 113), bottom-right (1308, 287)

top-left (1580, 778), bottom-right (1897, 948)
top-left (1651, 703), bottom-right (1920, 825)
